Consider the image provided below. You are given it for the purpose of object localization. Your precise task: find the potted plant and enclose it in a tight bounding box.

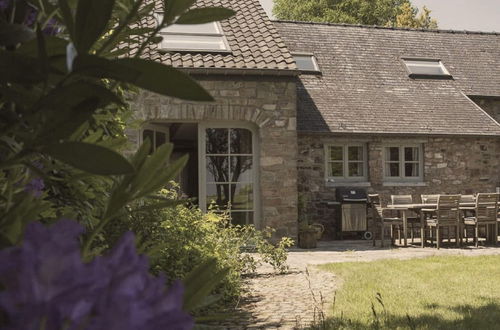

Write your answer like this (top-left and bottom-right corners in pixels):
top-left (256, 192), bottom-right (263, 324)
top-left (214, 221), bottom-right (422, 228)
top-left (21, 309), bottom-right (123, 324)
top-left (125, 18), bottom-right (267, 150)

top-left (298, 221), bottom-right (318, 249)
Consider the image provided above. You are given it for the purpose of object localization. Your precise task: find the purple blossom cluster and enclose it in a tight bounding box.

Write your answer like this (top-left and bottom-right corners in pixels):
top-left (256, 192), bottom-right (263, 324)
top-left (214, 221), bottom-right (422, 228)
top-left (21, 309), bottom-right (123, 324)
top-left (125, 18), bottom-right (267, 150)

top-left (0, 220), bottom-right (194, 330)
top-left (0, 0), bottom-right (60, 35)
top-left (24, 177), bottom-right (45, 197)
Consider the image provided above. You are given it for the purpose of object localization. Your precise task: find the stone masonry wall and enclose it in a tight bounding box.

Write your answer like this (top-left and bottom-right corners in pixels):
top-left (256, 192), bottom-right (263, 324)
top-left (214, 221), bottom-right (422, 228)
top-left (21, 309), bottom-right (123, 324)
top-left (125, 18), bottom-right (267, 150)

top-left (297, 134), bottom-right (500, 238)
top-left (129, 75), bottom-right (298, 240)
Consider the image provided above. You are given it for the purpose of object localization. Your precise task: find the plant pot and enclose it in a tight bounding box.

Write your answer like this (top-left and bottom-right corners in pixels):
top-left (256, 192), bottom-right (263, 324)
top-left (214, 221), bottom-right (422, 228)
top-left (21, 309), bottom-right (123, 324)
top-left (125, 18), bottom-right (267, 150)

top-left (298, 229), bottom-right (317, 249)
top-left (310, 223), bottom-right (324, 240)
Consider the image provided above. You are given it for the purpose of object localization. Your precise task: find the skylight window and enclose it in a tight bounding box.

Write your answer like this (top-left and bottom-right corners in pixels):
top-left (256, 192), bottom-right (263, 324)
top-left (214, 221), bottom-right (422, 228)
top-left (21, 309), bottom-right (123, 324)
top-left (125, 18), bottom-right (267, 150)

top-left (402, 58), bottom-right (452, 78)
top-left (157, 16), bottom-right (229, 52)
top-left (293, 53), bottom-right (320, 72)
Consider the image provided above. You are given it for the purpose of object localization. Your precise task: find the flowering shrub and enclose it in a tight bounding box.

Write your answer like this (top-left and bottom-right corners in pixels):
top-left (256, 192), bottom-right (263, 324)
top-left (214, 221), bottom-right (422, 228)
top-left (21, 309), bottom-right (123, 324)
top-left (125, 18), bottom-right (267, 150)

top-left (104, 188), bottom-right (294, 306)
top-left (0, 220), bottom-right (193, 330)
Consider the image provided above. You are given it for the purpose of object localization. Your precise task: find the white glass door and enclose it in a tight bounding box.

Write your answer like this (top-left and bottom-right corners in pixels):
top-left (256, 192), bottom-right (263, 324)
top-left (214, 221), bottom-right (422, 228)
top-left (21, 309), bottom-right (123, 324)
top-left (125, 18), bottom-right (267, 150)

top-left (199, 125), bottom-right (257, 225)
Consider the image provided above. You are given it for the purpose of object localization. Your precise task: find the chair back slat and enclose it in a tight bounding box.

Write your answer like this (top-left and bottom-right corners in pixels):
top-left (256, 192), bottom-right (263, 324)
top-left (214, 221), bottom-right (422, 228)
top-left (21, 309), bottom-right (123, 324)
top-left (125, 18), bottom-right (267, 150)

top-left (391, 195), bottom-right (413, 205)
top-left (421, 194), bottom-right (439, 204)
top-left (368, 194), bottom-right (383, 219)
top-left (436, 195), bottom-right (460, 225)
top-left (475, 193), bottom-right (499, 223)
top-left (460, 195), bottom-right (476, 203)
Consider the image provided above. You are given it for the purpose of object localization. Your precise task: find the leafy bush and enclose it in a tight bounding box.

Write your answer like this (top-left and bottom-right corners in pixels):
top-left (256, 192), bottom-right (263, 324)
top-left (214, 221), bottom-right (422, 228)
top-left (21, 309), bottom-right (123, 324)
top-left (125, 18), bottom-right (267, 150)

top-left (104, 187), bottom-right (294, 304)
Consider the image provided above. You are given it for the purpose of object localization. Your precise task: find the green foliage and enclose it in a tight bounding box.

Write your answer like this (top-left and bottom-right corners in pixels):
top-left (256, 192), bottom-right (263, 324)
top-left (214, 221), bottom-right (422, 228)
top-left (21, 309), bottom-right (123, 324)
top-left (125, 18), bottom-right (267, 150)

top-left (0, 0), bottom-right (234, 246)
top-left (103, 187), bottom-right (294, 305)
top-left (273, 0), bottom-right (438, 28)
top-left (394, 3), bottom-right (438, 29)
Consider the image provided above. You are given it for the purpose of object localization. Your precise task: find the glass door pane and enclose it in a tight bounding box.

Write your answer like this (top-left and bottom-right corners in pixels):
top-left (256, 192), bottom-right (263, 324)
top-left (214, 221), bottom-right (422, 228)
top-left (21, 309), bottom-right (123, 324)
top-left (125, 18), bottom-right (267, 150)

top-left (203, 127), bottom-right (255, 225)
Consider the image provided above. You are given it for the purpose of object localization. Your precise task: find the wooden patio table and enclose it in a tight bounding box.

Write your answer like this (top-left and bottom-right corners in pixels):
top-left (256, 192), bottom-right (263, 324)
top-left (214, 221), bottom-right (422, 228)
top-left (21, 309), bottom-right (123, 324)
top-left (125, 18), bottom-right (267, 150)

top-left (385, 202), bottom-right (476, 247)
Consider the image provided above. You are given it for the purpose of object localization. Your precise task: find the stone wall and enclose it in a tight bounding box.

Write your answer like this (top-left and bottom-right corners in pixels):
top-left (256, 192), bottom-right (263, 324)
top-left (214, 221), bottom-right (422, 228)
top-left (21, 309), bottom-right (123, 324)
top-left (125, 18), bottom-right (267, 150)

top-left (471, 97), bottom-right (500, 124)
top-left (129, 75), bottom-right (299, 240)
top-left (297, 133), bottom-right (500, 238)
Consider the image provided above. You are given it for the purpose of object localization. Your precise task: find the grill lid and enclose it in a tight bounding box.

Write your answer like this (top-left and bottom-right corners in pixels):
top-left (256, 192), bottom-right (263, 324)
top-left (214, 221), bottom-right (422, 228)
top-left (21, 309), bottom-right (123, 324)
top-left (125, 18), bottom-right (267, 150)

top-left (335, 187), bottom-right (368, 202)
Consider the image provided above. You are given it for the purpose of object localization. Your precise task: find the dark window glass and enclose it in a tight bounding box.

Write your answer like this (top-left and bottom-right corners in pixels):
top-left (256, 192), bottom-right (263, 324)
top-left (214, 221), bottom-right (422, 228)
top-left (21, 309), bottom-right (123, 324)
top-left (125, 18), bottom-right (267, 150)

top-left (206, 128), bottom-right (228, 154)
top-left (229, 129), bottom-right (252, 154)
top-left (230, 184), bottom-right (253, 210)
top-left (230, 211), bottom-right (254, 226)
top-left (348, 162), bottom-right (364, 177)
top-left (387, 147), bottom-right (399, 161)
top-left (206, 156), bottom-right (229, 183)
top-left (230, 156), bottom-right (253, 183)
top-left (330, 146), bottom-right (343, 161)
top-left (206, 183), bottom-right (230, 210)
top-left (329, 162), bottom-right (343, 177)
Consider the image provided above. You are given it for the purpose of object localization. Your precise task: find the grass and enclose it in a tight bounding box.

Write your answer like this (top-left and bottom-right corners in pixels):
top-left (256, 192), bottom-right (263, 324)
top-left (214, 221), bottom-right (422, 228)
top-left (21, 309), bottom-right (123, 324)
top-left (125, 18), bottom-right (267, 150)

top-left (314, 255), bottom-right (500, 329)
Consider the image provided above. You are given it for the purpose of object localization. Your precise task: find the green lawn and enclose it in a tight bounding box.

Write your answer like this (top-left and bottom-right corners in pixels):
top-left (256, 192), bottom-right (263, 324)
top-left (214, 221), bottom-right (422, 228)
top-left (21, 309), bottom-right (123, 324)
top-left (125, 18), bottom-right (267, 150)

top-left (316, 255), bottom-right (500, 329)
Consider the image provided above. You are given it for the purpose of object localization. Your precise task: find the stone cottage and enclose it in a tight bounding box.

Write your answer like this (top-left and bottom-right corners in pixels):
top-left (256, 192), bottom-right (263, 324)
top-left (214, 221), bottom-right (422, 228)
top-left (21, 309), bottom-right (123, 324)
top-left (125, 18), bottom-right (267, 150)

top-left (274, 20), bottom-right (500, 238)
top-left (129, 0), bottom-right (500, 239)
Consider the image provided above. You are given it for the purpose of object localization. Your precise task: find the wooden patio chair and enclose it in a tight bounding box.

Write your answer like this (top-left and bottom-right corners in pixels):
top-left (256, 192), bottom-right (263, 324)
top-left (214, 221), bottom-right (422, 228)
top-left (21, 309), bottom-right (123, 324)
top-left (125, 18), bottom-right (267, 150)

top-left (463, 193), bottom-right (499, 247)
top-left (390, 195), bottom-right (420, 243)
top-left (369, 194), bottom-right (403, 247)
top-left (421, 194), bottom-right (439, 204)
top-left (422, 195), bottom-right (461, 249)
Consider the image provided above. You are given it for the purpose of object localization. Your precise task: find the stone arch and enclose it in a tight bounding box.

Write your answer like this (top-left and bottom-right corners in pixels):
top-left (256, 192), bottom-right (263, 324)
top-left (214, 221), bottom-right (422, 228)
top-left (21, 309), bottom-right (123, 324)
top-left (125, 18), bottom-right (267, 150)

top-left (133, 92), bottom-right (273, 128)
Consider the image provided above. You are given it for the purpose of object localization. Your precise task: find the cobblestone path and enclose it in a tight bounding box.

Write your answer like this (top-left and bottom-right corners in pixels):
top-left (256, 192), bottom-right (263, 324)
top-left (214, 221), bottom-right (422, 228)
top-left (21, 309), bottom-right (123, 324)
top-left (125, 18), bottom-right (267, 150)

top-left (215, 240), bottom-right (500, 329)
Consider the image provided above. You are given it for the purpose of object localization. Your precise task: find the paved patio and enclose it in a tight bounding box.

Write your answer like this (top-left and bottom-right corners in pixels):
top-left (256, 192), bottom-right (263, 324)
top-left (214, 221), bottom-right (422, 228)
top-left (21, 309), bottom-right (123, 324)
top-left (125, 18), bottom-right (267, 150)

top-left (217, 240), bottom-right (500, 329)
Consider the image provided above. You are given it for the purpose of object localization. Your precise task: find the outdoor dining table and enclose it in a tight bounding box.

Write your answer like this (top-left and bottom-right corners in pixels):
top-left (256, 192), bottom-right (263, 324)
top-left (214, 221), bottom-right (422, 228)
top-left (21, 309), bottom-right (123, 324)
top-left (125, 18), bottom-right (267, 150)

top-left (385, 202), bottom-right (476, 247)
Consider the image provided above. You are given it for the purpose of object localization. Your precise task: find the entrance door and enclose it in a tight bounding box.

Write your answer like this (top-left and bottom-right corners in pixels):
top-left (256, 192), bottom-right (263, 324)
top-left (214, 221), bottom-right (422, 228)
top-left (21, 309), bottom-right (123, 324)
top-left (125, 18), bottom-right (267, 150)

top-left (199, 124), bottom-right (258, 226)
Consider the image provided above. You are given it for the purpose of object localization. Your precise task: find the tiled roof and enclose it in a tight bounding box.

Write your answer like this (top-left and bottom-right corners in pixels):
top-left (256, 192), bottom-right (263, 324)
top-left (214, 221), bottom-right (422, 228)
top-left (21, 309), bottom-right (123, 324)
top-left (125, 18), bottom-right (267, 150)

top-left (138, 0), bottom-right (296, 72)
top-left (274, 21), bottom-right (500, 136)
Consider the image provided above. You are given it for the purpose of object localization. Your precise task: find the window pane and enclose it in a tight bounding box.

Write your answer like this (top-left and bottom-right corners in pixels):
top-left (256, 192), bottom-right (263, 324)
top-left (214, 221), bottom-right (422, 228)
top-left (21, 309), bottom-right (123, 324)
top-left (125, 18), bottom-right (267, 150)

top-left (329, 162), bottom-right (343, 177)
top-left (386, 163), bottom-right (400, 177)
top-left (230, 129), bottom-right (252, 154)
top-left (206, 184), bottom-right (230, 209)
top-left (329, 146), bottom-right (343, 161)
top-left (405, 163), bottom-right (419, 177)
top-left (404, 147), bottom-right (419, 162)
top-left (230, 211), bottom-right (254, 226)
top-left (206, 128), bottom-right (228, 154)
top-left (293, 55), bottom-right (318, 71)
top-left (348, 162), bottom-right (364, 177)
top-left (230, 156), bottom-right (252, 182)
top-left (231, 184), bottom-right (253, 210)
top-left (163, 22), bottom-right (219, 34)
top-left (155, 131), bottom-right (166, 148)
top-left (348, 146), bottom-right (363, 161)
top-left (206, 156), bottom-right (228, 182)
top-left (386, 147), bottom-right (399, 161)
top-left (162, 35), bottom-right (227, 50)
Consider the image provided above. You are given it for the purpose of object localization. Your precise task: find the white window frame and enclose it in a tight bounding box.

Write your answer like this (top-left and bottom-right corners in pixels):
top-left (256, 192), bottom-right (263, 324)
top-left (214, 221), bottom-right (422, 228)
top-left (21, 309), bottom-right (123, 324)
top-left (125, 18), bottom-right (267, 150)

top-left (292, 52), bottom-right (320, 73)
top-left (198, 122), bottom-right (260, 228)
top-left (139, 123), bottom-right (170, 152)
top-left (324, 143), bottom-right (368, 182)
top-left (383, 144), bottom-right (424, 182)
top-left (155, 14), bottom-right (230, 52)
top-left (401, 57), bottom-right (452, 78)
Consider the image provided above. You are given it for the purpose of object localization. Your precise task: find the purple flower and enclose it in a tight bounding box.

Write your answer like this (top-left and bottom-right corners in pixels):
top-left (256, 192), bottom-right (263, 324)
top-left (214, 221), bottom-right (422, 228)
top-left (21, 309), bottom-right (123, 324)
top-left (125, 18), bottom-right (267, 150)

top-left (0, 220), bottom-right (194, 330)
top-left (24, 177), bottom-right (45, 197)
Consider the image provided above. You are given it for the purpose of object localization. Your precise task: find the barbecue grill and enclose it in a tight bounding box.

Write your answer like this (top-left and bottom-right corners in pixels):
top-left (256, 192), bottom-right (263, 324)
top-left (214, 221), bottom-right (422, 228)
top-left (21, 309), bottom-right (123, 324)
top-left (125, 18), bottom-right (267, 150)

top-left (335, 187), bottom-right (370, 239)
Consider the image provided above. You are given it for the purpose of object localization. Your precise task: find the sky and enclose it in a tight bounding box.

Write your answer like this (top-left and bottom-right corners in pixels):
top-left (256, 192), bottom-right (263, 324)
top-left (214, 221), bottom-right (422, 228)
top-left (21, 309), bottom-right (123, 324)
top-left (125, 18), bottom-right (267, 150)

top-left (259, 0), bottom-right (500, 32)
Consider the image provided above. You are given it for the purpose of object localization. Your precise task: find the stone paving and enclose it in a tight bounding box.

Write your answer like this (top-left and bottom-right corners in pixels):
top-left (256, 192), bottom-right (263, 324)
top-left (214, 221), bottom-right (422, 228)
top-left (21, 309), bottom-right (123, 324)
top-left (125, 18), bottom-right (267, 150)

top-left (216, 240), bottom-right (500, 329)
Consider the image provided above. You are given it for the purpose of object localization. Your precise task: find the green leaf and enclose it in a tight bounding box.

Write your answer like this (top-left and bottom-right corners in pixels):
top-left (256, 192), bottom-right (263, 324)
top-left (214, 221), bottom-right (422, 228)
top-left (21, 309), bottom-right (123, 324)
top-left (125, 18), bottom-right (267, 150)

top-left (17, 35), bottom-right (68, 58)
top-left (36, 24), bottom-right (49, 79)
top-left (73, 55), bottom-right (214, 101)
top-left (164, 0), bottom-right (197, 24)
top-left (183, 258), bottom-right (229, 312)
top-left (0, 50), bottom-right (44, 84)
top-left (74, 0), bottom-right (116, 52)
top-left (176, 7), bottom-right (235, 24)
top-left (58, 0), bottom-right (75, 39)
top-left (43, 142), bottom-right (134, 175)
top-left (0, 22), bottom-right (35, 46)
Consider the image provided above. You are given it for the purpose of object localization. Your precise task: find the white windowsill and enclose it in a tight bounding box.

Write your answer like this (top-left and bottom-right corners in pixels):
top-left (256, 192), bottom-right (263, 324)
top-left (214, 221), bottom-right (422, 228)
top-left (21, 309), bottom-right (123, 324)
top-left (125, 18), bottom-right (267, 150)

top-left (383, 182), bottom-right (427, 187)
top-left (326, 181), bottom-right (371, 187)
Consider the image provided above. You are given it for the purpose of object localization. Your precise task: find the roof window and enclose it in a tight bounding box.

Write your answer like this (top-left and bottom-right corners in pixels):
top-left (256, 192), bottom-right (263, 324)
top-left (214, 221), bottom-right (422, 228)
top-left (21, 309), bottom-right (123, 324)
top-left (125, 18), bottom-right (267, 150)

top-left (157, 16), bottom-right (229, 52)
top-left (402, 58), bottom-right (452, 79)
top-left (293, 53), bottom-right (320, 72)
